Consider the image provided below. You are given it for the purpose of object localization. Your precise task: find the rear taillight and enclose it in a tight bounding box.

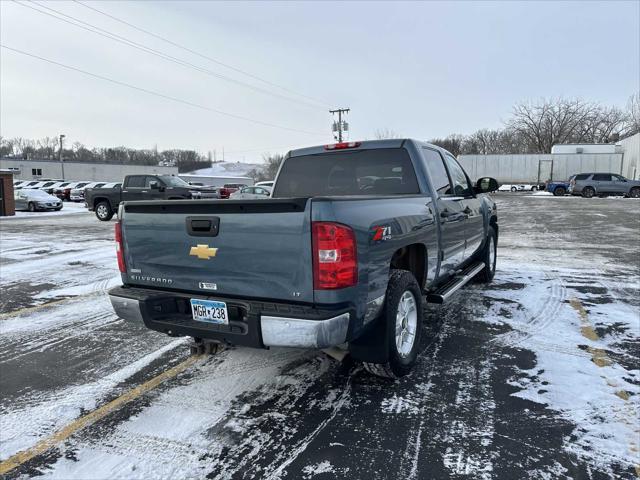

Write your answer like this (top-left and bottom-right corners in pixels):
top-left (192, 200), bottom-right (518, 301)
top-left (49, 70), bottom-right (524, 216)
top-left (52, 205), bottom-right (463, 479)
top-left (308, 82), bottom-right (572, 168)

top-left (312, 222), bottom-right (357, 289)
top-left (115, 222), bottom-right (126, 273)
top-left (324, 141), bottom-right (361, 150)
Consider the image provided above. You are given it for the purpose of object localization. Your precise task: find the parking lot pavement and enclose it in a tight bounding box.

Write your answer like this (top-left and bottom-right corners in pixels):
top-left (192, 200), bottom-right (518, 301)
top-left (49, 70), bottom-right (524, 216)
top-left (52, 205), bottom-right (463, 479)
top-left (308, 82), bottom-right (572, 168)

top-left (0, 196), bottom-right (638, 479)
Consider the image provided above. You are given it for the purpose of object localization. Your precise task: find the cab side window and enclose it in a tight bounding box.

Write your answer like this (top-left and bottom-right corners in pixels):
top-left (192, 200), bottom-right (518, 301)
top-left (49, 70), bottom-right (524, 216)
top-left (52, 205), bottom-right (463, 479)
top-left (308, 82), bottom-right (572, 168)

top-left (422, 148), bottom-right (452, 196)
top-left (126, 176), bottom-right (145, 188)
top-left (592, 174), bottom-right (612, 181)
top-left (443, 155), bottom-right (473, 197)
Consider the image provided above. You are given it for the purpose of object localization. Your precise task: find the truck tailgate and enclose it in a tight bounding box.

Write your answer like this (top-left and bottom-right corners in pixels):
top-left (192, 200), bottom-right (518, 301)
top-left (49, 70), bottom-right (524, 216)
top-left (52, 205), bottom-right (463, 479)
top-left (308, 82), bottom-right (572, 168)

top-left (120, 198), bottom-right (314, 303)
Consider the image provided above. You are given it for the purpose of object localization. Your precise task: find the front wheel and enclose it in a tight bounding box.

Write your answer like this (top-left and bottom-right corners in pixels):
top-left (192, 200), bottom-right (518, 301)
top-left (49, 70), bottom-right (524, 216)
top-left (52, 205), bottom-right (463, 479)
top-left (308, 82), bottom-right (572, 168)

top-left (510, 186), bottom-right (517, 192)
top-left (95, 201), bottom-right (114, 221)
top-left (363, 269), bottom-right (423, 379)
top-left (475, 226), bottom-right (497, 283)
top-left (629, 187), bottom-right (640, 198)
top-left (531, 185), bottom-right (538, 191)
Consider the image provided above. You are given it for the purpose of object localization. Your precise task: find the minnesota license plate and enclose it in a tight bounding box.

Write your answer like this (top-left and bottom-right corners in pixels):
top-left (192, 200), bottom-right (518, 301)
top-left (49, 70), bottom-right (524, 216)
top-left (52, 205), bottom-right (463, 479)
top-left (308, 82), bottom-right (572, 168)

top-left (190, 299), bottom-right (228, 325)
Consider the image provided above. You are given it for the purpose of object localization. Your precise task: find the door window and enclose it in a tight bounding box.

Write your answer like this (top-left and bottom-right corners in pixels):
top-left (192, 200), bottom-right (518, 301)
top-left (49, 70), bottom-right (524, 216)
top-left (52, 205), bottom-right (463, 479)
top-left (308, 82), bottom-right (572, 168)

top-left (592, 174), bottom-right (612, 181)
top-left (144, 176), bottom-right (160, 188)
top-left (126, 176), bottom-right (145, 188)
top-left (443, 155), bottom-right (473, 197)
top-left (422, 148), bottom-right (452, 196)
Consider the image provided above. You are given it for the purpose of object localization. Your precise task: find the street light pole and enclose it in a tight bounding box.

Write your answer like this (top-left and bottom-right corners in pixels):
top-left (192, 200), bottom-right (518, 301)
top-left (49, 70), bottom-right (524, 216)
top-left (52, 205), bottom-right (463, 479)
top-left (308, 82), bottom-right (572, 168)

top-left (59, 134), bottom-right (66, 179)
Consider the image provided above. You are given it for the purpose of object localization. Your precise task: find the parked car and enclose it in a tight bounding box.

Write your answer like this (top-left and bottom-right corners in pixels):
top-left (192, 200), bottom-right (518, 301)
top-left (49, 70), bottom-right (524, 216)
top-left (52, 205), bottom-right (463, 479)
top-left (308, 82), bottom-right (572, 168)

top-left (16, 180), bottom-right (45, 190)
top-left (229, 185), bottom-right (272, 199)
top-left (14, 188), bottom-right (63, 211)
top-left (218, 183), bottom-right (247, 199)
top-left (109, 139), bottom-right (499, 379)
top-left (569, 173), bottom-right (640, 198)
top-left (546, 178), bottom-right (572, 196)
top-left (86, 175), bottom-right (219, 221)
top-left (54, 182), bottom-right (92, 201)
top-left (255, 180), bottom-right (274, 188)
top-left (70, 182), bottom-right (118, 202)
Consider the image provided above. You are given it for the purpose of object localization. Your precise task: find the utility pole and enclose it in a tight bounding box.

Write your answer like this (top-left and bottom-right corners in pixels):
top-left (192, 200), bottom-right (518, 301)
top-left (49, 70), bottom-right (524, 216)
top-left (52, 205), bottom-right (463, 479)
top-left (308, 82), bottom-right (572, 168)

top-left (330, 108), bottom-right (350, 142)
top-left (58, 134), bottom-right (66, 179)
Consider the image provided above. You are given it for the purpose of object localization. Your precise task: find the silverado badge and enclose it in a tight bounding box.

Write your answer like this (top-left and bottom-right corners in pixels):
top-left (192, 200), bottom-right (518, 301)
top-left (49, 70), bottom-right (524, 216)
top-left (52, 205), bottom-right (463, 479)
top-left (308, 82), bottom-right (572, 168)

top-left (190, 244), bottom-right (218, 260)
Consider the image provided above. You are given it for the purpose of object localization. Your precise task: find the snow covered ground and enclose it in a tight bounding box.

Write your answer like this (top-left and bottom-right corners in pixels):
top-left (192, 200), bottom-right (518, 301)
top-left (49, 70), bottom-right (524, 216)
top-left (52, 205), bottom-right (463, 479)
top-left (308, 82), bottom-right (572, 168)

top-left (187, 161), bottom-right (261, 178)
top-left (0, 196), bottom-right (638, 479)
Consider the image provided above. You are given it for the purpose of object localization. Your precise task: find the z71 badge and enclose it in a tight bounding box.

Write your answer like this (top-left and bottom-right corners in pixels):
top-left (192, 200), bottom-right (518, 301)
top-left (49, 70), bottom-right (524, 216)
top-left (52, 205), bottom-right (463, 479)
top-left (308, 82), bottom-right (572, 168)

top-left (372, 225), bottom-right (392, 242)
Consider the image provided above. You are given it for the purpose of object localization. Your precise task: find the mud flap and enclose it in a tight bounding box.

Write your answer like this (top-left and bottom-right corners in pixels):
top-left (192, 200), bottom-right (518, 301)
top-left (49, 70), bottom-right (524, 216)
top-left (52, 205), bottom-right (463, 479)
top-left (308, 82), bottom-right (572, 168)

top-left (348, 315), bottom-right (390, 363)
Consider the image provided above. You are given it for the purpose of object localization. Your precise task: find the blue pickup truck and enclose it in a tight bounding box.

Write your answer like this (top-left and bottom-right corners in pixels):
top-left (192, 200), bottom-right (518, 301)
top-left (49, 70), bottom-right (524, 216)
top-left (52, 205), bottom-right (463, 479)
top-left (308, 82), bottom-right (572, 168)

top-left (546, 179), bottom-right (572, 196)
top-left (109, 139), bottom-right (499, 378)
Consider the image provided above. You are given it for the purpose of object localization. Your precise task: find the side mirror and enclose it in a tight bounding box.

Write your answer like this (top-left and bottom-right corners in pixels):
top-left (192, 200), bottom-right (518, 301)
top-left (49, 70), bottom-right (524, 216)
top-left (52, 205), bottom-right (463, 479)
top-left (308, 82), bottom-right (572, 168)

top-left (149, 181), bottom-right (159, 190)
top-left (475, 177), bottom-right (499, 193)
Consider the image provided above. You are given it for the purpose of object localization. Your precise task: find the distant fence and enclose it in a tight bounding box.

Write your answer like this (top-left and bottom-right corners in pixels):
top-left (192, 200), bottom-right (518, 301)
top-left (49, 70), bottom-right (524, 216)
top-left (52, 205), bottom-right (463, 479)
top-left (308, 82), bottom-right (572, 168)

top-left (458, 153), bottom-right (624, 183)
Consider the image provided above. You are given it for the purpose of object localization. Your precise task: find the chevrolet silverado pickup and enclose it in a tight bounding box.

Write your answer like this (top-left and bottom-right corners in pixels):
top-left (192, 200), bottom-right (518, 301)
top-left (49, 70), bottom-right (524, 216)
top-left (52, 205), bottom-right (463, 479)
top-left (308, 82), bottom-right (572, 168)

top-left (109, 139), bottom-right (499, 378)
top-left (85, 174), bottom-right (219, 221)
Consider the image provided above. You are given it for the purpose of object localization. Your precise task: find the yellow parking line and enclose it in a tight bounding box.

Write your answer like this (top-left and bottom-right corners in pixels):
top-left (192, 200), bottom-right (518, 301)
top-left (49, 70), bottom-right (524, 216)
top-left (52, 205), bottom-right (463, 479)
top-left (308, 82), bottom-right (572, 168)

top-left (0, 298), bottom-right (76, 320)
top-left (0, 354), bottom-right (203, 475)
top-left (0, 292), bottom-right (104, 320)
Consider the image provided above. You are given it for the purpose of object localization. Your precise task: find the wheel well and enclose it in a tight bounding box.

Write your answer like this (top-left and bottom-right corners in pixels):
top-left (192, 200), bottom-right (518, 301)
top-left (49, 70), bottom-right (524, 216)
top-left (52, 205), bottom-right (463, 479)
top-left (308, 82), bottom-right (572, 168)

top-left (490, 216), bottom-right (498, 238)
top-left (93, 197), bottom-right (111, 209)
top-left (390, 244), bottom-right (426, 289)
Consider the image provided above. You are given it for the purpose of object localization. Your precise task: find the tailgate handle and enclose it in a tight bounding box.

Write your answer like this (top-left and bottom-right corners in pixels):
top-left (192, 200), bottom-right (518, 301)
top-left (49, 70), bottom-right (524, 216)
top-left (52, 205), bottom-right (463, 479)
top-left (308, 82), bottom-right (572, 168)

top-left (186, 216), bottom-right (220, 237)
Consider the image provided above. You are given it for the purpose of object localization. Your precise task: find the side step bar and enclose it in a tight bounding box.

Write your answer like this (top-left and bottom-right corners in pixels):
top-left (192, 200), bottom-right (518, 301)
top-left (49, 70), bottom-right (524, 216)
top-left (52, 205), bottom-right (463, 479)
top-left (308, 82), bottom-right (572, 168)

top-left (426, 262), bottom-right (485, 304)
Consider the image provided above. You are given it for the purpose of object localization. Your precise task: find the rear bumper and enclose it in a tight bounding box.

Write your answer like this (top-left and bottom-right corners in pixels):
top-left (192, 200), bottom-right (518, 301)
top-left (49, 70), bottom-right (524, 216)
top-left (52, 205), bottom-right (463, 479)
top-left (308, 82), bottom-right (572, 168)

top-left (109, 286), bottom-right (352, 349)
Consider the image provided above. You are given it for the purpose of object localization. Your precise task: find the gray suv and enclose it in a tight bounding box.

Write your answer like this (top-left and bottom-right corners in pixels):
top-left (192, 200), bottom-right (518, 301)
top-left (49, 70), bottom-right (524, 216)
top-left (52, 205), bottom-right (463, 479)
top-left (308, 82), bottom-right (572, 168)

top-left (569, 173), bottom-right (640, 198)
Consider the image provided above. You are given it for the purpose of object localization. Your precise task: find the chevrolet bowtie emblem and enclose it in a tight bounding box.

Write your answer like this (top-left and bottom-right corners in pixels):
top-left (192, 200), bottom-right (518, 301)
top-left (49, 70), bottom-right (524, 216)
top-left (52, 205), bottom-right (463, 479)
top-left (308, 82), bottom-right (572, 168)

top-left (189, 244), bottom-right (218, 260)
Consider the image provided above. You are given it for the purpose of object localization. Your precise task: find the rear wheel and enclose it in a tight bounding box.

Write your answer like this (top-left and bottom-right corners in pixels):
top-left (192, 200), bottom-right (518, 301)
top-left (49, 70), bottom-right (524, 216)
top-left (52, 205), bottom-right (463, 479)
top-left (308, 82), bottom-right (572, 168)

top-left (630, 187), bottom-right (640, 198)
top-left (582, 186), bottom-right (595, 198)
top-left (28, 202), bottom-right (36, 212)
top-left (531, 185), bottom-right (538, 191)
top-left (553, 187), bottom-right (566, 196)
top-left (95, 201), bottom-right (114, 221)
top-left (475, 226), bottom-right (497, 283)
top-left (363, 269), bottom-right (423, 379)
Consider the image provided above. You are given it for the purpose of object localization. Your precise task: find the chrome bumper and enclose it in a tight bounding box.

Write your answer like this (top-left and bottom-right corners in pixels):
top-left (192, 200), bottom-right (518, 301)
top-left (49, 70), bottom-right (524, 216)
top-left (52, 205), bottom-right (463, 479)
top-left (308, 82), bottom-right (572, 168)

top-left (110, 294), bottom-right (144, 323)
top-left (260, 313), bottom-right (350, 348)
top-left (109, 294), bottom-right (350, 349)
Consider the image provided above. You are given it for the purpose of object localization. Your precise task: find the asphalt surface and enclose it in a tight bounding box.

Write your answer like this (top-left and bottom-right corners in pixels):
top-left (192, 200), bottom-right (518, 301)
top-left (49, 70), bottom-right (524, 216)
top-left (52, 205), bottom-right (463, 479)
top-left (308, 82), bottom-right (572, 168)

top-left (0, 194), bottom-right (638, 479)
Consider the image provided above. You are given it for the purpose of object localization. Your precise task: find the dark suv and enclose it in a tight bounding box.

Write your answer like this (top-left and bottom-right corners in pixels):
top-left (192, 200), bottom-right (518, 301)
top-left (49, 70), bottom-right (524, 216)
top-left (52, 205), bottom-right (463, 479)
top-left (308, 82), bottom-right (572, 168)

top-left (569, 173), bottom-right (640, 198)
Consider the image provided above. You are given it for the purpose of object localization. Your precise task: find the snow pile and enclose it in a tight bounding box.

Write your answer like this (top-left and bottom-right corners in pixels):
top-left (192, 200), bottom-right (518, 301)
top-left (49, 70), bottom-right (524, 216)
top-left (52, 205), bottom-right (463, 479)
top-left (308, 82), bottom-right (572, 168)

top-left (187, 161), bottom-right (261, 177)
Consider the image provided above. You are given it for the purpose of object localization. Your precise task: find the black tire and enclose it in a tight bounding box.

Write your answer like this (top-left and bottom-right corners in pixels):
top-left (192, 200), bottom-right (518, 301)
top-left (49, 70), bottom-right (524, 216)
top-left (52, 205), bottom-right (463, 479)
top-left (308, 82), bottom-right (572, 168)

top-left (28, 202), bottom-right (36, 212)
top-left (553, 187), bottom-right (566, 196)
top-left (475, 226), bottom-right (497, 283)
top-left (629, 187), bottom-right (640, 198)
top-left (531, 185), bottom-right (538, 191)
top-left (510, 186), bottom-right (517, 192)
top-left (363, 269), bottom-right (423, 379)
top-left (582, 186), bottom-right (595, 198)
top-left (95, 201), bottom-right (114, 221)
top-left (55, 207), bottom-right (62, 211)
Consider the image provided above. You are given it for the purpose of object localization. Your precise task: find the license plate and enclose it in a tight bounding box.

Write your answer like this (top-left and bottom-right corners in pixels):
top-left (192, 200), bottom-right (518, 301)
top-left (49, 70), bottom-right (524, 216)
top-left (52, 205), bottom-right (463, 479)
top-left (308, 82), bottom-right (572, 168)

top-left (190, 299), bottom-right (228, 325)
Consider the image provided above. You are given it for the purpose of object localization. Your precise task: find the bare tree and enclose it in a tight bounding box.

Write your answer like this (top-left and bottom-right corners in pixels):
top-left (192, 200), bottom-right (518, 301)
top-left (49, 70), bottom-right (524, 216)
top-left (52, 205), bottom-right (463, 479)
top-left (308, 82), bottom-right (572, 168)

top-left (247, 153), bottom-right (285, 182)
top-left (374, 128), bottom-right (402, 139)
top-left (429, 134), bottom-right (465, 157)
top-left (625, 92), bottom-right (640, 137)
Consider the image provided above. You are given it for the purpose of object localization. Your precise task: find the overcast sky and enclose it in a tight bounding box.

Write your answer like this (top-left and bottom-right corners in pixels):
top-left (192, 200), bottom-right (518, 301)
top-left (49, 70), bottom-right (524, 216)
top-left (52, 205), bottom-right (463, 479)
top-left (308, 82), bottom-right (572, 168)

top-left (1, 1), bottom-right (638, 163)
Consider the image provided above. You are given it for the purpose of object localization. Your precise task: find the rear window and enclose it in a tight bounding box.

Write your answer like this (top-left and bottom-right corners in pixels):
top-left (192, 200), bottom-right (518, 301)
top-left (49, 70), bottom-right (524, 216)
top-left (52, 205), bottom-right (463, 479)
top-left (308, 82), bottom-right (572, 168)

top-left (273, 148), bottom-right (420, 198)
top-left (575, 174), bottom-right (590, 180)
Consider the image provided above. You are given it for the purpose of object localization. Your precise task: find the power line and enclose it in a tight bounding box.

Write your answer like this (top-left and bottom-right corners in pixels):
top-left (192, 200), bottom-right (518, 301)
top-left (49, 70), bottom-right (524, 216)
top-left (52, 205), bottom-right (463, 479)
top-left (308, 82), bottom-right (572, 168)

top-left (14, 0), bottom-right (325, 111)
top-left (0, 44), bottom-right (327, 137)
top-left (72, 0), bottom-right (331, 108)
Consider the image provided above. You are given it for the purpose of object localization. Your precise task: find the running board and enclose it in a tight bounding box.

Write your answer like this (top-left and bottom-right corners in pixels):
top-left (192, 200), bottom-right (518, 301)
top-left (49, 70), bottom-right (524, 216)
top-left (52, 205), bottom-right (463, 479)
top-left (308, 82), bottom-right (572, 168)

top-left (426, 262), bottom-right (485, 304)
